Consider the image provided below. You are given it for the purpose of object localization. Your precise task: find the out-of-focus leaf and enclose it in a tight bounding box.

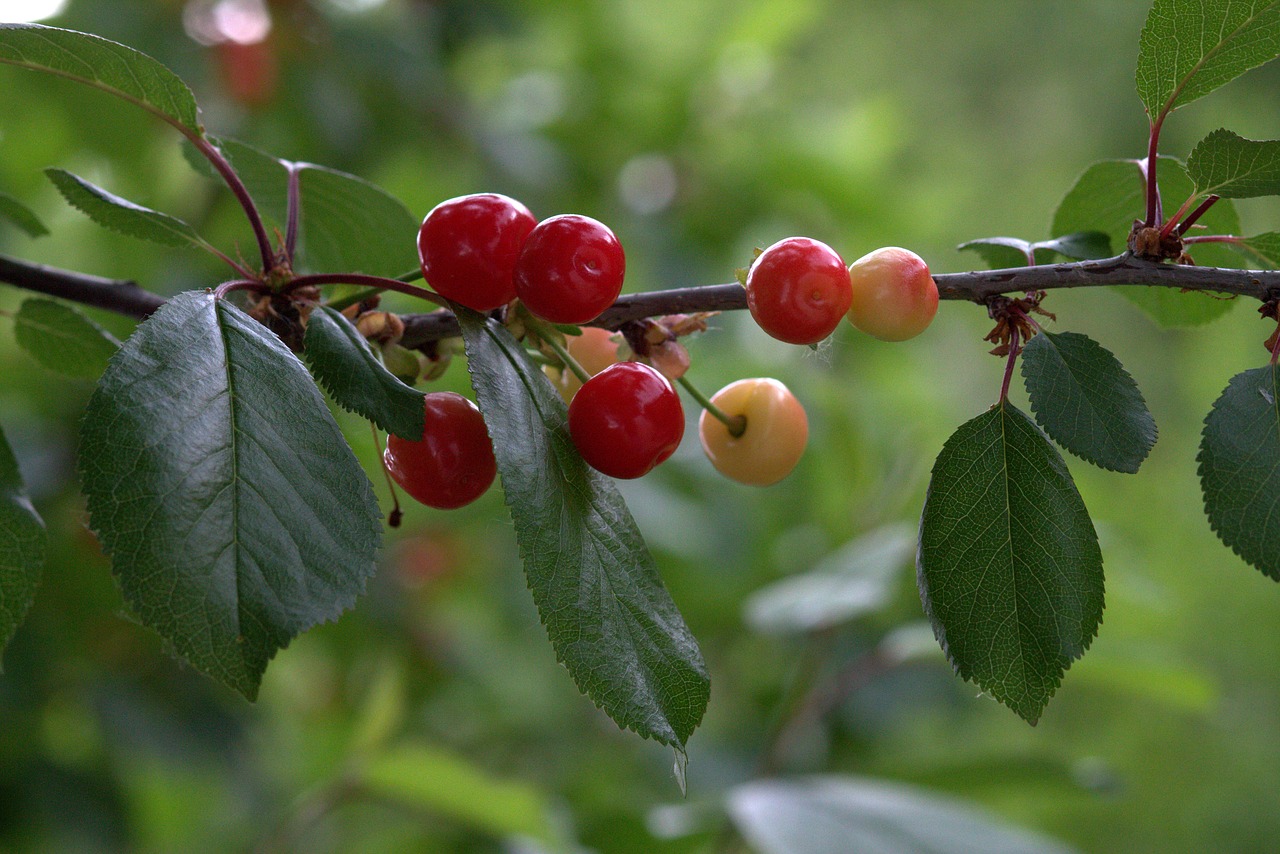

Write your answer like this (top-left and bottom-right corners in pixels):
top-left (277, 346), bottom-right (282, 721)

top-left (957, 237), bottom-right (1032, 270)
top-left (1234, 231), bottom-right (1280, 266)
top-left (14, 298), bottom-right (121, 378)
top-left (45, 169), bottom-right (209, 250)
top-left (957, 232), bottom-right (1111, 271)
top-left (79, 292), bottom-right (381, 700)
top-left (743, 523), bottom-right (914, 634)
top-left (0, 191), bottom-right (47, 237)
top-left (1136, 0), bottom-right (1280, 121)
top-left (1021, 330), bottom-right (1157, 473)
top-left (302, 307), bottom-right (425, 441)
top-left (456, 308), bottom-right (708, 753)
top-left (1198, 364), bottom-right (1280, 580)
top-left (1188, 129), bottom-right (1280, 198)
top-left (918, 401), bottom-right (1104, 724)
top-left (1052, 157), bottom-right (1241, 326)
top-left (359, 742), bottom-right (562, 847)
top-left (1038, 231), bottom-right (1112, 261)
top-left (727, 776), bottom-right (1077, 854)
top-left (0, 23), bottom-right (202, 134)
top-left (0, 422), bottom-right (46, 671)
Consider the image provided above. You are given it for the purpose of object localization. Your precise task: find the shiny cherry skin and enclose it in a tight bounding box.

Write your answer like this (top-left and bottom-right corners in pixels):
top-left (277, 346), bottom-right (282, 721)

top-left (698, 378), bottom-right (808, 486)
top-left (846, 246), bottom-right (938, 341)
top-left (515, 214), bottom-right (626, 324)
top-left (568, 362), bottom-right (685, 479)
top-left (384, 392), bottom-right (497, 509)
top-left (417, 193), bottom-right (537, 312)
top-left (745, 237), bottom-right (853, 345)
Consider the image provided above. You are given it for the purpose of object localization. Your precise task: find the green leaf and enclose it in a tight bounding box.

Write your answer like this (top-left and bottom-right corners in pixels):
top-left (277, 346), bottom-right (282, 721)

top-left (958, 233), bottom-right (1113, 270)
top-left (957, 237), bottom-right (1032, 270)
top-left (1234, 231), bottom-right (1280, 266)
top-left (1052, 157), bottom-right (1241, 326)
top-left (455, 308), bottom-right (709, 751)
top-left (359, 742), bottom-right (562, 846)
top-left (206, 137), bottom-right (290, 227)
top-left (743, 523), bottom-right (914, 635)
top-left (0, 422), bottom-right (46, 671)
top-left (917, 401), bottom-right (1104, 724)
top-left (1198, 364), bottom-right (1280, 580)
top-left (13, 298), bottom-right (121, 378)
top-left (1136, 0), bottom-right (1280, 121)
top-left (1188, 129), bottom-right (1280, 198)
top-left (78, 292), bottom-right (381, 699)
top-left (1038, 231), bottom-right (1112, 261)
top-left (303, 307), bottom-right (425, 441)
top-left (1021, 330), bottom-right (1157, 473)
top-left (0, 191), bottom-right (48, 237)
top-left (728, 776), bottom-right (1077, 854)
top-left (0, 24), bottom-right (202, 135)
top-left (45, 168), bottom-right (209, 250)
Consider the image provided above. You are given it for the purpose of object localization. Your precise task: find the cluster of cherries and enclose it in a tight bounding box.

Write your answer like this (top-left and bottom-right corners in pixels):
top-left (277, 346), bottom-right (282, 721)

top-left (381, 193), bottom-right (939, 511)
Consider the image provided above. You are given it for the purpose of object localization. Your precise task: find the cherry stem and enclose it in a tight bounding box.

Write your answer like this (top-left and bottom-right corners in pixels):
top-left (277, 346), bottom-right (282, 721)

top-left (533, 321), bottom-right (592, 385)
top-left (189, 136), bottom-right (277, 274)
top-left (285, 163), bottom-right (301, 262)
top-left (370, 421), bottom-right (403, 528)
top-left (1176, 195), bottom-right (1221, 236)
top-left (1183, 234), bottom-right (1241, 246)
top-left (1160, 194), bottom-right (1196, 238)
top-left (212, 279), bottom-right (269, 300)
top-left (678, 374), bottom-right (746, 438)
top-left (999, 325), bottom-right (1021, 403)
top-left (1143, 119), bottom-right (1165, 228)
top-left (284, 273), bottom-right (447, 307)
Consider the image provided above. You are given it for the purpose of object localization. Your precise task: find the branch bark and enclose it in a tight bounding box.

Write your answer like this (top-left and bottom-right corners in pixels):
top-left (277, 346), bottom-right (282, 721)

top-left (3, 251), bottom-right (1279, 347)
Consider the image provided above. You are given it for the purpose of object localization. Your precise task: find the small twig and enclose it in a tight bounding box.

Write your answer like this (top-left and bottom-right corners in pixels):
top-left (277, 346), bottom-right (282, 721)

top-left (0, 253), bottom-right (164, 317)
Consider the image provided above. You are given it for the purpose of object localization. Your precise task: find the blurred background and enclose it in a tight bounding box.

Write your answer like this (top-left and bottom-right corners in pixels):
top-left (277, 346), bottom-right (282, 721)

top-left (2, 0), bottom-right (1280, 851)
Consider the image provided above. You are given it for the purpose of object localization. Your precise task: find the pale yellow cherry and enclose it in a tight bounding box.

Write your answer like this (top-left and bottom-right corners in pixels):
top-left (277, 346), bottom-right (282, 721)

top-left (698, 378), bottom-right (808, 486)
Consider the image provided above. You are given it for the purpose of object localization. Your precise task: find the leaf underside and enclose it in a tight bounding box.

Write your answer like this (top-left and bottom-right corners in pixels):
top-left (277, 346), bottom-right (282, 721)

top-left (1198, 364), bottom-right (1280, 580)
top-left (45, 168), bottom-right (207, 249)
top-left (455, 308), bottom-right (709, 750)
top-left (14, 298), bottom-right (121, 379)
top-left (917, 401), bottom-right (1104, 724)
top-left (303, 307), bottom-right (426, 441)
top-left (79, 292), bottom-right (382, 699)
top-left (0, 422), bottom-right (46, 671)
top-left (1021, 330), bottom-right (1157, 473)
top-left (957, 232), bottom-right (1111, 271)
top-left (1052, 156), bottom-right (1242, 327)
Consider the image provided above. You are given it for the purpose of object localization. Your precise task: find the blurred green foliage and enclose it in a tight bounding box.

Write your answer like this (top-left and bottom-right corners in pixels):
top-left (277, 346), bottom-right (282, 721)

top-left (2, 0), bottom-right (1280, 851)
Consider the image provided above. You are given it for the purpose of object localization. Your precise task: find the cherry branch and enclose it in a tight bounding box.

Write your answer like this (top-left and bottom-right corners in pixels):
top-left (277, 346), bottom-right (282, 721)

top-left (4, 252), bottom-right (1280, 346)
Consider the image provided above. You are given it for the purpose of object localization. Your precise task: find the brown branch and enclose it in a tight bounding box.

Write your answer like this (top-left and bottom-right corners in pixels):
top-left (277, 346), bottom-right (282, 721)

top-left (0, 254), bottom-right (164, 317)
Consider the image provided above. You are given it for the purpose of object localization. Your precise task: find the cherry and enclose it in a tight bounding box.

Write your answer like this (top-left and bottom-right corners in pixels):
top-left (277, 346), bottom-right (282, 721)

top-left (699, 378), bottom-right (808, 485)
top-left (845, 246), bottom-right (939, 341)
top-left (417, 193), bottom-right (537, 312)
top-left (384, 392), bottom-right (497, 510)
top-left (745, 237), bottom-right (853, 345)
top-left (547, 326), bottom-right (622, 402)
top-left (568, 362), bottom-right (685, 479)
top-left (515, 214), bottom-right (626, 324)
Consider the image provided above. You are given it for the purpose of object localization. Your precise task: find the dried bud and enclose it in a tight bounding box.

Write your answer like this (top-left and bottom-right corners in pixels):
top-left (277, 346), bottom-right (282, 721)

top-left (647, 339), bottom-right (690, 382)
top-left (356, 311), bottom-right (406, 345)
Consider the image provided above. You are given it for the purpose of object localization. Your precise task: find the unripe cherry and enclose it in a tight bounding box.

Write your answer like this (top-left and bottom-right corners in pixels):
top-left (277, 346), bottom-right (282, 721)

top-left (698, 378), bottom-right (808, 485)
top-left (845, 247), bottom-right (939, 341)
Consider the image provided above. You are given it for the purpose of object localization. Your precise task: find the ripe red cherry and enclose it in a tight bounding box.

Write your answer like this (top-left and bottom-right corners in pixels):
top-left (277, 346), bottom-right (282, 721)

top-left (568, 362), bottom-right (685, 479)
top-left (514, 214), bottom-right (626, 324)
top-left (384, 392), bottom-right (497, 510)
top-left (745, 237), bottom-right (853, 345)
top-left (417, 193), bottom-right (537, 312)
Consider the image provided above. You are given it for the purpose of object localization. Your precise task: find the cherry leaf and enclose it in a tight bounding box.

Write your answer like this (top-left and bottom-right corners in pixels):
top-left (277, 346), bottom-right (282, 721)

top-left (0, 422), bottom-right (46, 671)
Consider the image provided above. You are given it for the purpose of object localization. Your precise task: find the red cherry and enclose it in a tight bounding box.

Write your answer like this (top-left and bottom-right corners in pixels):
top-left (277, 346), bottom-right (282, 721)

top-left (745, 237), bottom-right (853, 345)
top-left (515, 214), bottom-right (626, 324)
top-left (384, 392), bottom-right (497, 509)
top-left (568, 362), bottom-right (685, 479)
top-left (417, 193), bottom-right (537, 312)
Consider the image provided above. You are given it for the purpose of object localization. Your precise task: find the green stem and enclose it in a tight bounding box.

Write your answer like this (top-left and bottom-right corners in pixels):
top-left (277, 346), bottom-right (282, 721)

top-left (535, 321), bottom-right (591, 384)
top-left (678, 374), bottom-right (746, 437)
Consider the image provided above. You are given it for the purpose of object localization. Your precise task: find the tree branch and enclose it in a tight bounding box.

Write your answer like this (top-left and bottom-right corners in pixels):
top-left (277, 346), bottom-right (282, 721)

top-left (5, 251), bottom-right (1280, 347)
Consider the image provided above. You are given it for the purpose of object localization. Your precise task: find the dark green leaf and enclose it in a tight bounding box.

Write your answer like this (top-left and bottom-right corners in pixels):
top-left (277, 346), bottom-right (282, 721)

top-left (0, 422), bottom-right (46, 671)
top-left (208, 137), bottom-right (290, 228)
top-left (45, 168), bottom-right (209, 250)
top-left (1136, 0), bottom-right (1280, 121)
top-left (14, 298), bottom-right (121, 378)
top-left (1053, 157), bottom-right (1241, 326)
top-left (303, 307), bottom-right (425, 441)
top-left (957, 238), bottom-right (1032, 270)
top-left (79, 292), bottom-right (381, 699)
top-left (456, 308), bottom-right (709, 750)
top-left (1234, 231), bottom-right (1280, 266)
top-left (918, 401), bottom-right (1104, 724)
top-left (728, 776), bottom-right (1076, 854)
top-left (1188, 129), bottom-right (1280, 198)
top-left (0, 24), bottom-right (202, 134)
top-left (1021, 330), bottom-right (1157, 473)
top-left (1198, 365), bottom-right (1280, 579)
top-left (0, 191), bottom-right (48, 237)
